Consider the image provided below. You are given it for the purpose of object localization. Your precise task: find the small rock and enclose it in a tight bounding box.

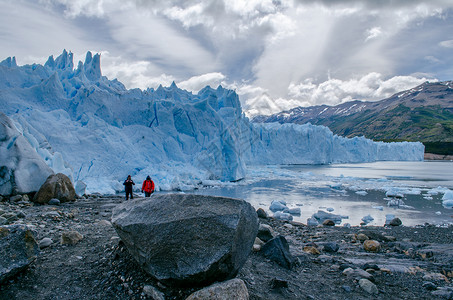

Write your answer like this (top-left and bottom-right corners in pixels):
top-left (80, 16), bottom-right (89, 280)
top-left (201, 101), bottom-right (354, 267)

top-left (186, 278), bottom-right (249, 300)
top-left (431, 287), bottom-right (453, 299)
top-left (142, 285), bottom-right (165, 300)
top-left (261, 236), bottom-right (296, 269)
top-left (22, 195), bottom-right (29, 202)
top-left (342, 268), bottom-right (374, 281)
top-left (389, 217), bottom-right (402, 226)
top-left (256, 208), bottom-right (268, 219)
top-left (423, 273), bottom-right (449, 282)
top-left (270, 278), bottom-right (288, 289)
top-left (357, 233), bottom-right (369, 241)
top-left (16, 211), bottom-right (26, 219)
top-left (303, 246), bottom-right (320, 255)
top-left (323, 242), bottom-right (339, 253)
top-left (384, 235), bottom-right (396, 241)
top-left (9, 195), bottom-right (22, 202)
top-left (96, 220), bottom-right (112, 226)
top-left (48, 198), bottom-right (61, 206)
top-left (0, 217), bottom-right (7, 226)
top-left (39, 237), bottom-right (53, 249)
top-left (61, 231), bottom-right (83, 245)
top-left (257, 224), bottom-right (274, 242)
top-left (284, 223), bottom-right (293, 229)
top-left (322, 219), bottom-right (335, 226)
top-left (363, 263), bottom-right (380, 271)
top-left (342, 285), bottom-right (352, 292)
top-left (359, 278), bottom-right (378, 294)
top-left (363, 240), bottom-right (381, 252)
top-left (422, 281), bottom-right (437, 291)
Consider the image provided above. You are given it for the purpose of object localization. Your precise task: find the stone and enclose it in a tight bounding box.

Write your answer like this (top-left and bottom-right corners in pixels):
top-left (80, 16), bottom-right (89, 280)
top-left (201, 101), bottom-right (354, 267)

top-left (39, 237), bottom-right (53, 249)
top-left (112, 194), bottom-right (258, 286)
top-left (323, 242), bottom-right (339, 253)
top-left (186, 278), bottom-right (249, 300)
top-left (16, 211), bottom-right (26, 219)
top-left (257, 223), bottom-right (274, 242)
top-left (356, 233), bottom-right (369, 241)
top-left (61, 231), bottom-right (83, 245)
top-left (342, 268), bottom-right (374, 281)
top-left (142, 285), bottom-right (165, 300)
top-left (261, 235), bottom-right (296, 269)
top-left (22, 195), bottom-right (29, 202)
top-left (9, 195), bottom-right (22, 202)
top-left (359, 278), bottom-right (378, 294)
top-left (363, 240), bottom-right (381, 252)
top-left (431, 287), bottom-right (453, 299)
top-left (0, 217), bottom-right (7, 225)
top-left (256, 208), bottom-right (267, 219)
top-left (389, 217), bottom-right (402, 226)
top-left (423, 273), bottom-right (449, 282)
top-left (422, 281), bottom-right (437, 291)
top-left (3, 213), bottom-right (18, 224)
top-left (33, 173), bottom-right (76, 204)
top-left (270, 278), bottom-right (288, 289)
top-left (322, 219), bottom-right (335, 226)
top-left (342, 285), bottom-right (352, 292)
top-left (48, 198), bottom-right (61, 206)
top-left (303, 246), bottom-right (321, 255)
top-left (0, 225), bottom-right (39, 283)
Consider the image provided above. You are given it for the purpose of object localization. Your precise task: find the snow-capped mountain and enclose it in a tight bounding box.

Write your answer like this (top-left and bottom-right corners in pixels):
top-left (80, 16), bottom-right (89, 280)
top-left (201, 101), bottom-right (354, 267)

top-left (0, 50), bottom-right (424, 195)
top-left (253, 81), bottom-right (453, 145)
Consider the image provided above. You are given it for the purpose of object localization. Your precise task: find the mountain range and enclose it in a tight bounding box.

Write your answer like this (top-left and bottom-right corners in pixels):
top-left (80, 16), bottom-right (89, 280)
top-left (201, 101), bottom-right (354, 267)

top-left (253, 81), bottom-right (453, 154)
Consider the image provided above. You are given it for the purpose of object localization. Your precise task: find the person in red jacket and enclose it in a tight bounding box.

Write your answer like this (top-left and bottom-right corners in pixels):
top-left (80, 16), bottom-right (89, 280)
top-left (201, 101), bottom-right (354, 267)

top-left (141, 175), bottom-right (155, 197)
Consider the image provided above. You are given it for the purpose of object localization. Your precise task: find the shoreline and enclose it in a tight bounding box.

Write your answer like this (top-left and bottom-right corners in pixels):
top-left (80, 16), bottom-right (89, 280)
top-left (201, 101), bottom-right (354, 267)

top-left (424, 153), bottom-right (453, 161)
top-left (1, 195), bottom-right (453, 299)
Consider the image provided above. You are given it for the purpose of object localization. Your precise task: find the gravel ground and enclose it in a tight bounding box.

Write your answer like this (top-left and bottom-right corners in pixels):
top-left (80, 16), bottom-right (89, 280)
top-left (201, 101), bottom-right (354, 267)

top-left (1, 195), bottom-right (452, 300)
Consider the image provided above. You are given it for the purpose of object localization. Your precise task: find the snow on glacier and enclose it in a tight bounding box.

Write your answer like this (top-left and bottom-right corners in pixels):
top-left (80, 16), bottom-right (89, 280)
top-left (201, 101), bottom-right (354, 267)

top-left (0, 50), bottom-right (425, 194)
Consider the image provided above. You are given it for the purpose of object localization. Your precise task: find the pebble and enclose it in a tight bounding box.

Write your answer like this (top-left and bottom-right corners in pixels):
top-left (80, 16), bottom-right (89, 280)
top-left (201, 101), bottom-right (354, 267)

top-left (256, 208), bottom-right (267, 219)
top-left (359, 278), bottom-right (378, 294)
top-left (431, 287), bottom-right (453, 299)
top-left (423, 273), bottom-right (449, 282)
top-left (9, 195), bottom-right (22, 202)
top-left (61, 231), bottom-right (84, 245)
top-left (357, 233), bottom-right (369, 241)
top-left (422, 281), bottom-right (437, 291)
top-left (303, 246), bottom-right (320, 255)
top-left (363, 240), bottom-right (381, 252)
top-left (39, 237), bottom-right (53, 249)
top-left (323, 242), bottom-right (339, 253)
top-left (389, 217), bottom-right (402, 226)
top-left (342, 268), bottom-right (374, 281)
top-left (342, 285), bottom-right (352, 292)
top-left (49, 198), bottom-right (61, 206)
top-left (0, 216), bottom-right (7, 225)
top-left (322, 219), bottom-right (335, 226)
top-left (142, 285), bottom-right (165, 300)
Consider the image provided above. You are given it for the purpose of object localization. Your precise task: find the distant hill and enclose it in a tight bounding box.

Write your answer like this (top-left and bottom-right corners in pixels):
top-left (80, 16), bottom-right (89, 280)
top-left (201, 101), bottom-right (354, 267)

top-left (252, 81), bottom-right (453, 154)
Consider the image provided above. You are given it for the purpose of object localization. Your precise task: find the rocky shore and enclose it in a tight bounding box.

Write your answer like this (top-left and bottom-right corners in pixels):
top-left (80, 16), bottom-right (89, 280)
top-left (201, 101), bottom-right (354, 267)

top-left (1, 194), bottom-right (452, 300)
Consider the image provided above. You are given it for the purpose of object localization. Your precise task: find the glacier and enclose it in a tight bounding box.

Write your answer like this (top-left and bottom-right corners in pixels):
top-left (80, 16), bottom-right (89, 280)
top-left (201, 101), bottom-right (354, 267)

top-left (0, 50), bottom-right (425, 195)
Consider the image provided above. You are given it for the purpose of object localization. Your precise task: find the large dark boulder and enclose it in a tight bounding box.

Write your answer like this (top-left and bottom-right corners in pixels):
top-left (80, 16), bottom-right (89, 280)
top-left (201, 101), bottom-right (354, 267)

top-left (112, 194), bottom-right (259, 286)
top-left (0, 225), bottom-right (39, 283)
top-left (33, 173), bottom-right (75, 204)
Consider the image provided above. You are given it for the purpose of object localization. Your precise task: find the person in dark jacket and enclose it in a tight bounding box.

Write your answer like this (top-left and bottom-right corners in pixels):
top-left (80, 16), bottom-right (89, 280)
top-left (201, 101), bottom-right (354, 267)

top-left (141, 175), bottom-right (155, 197)
top-left (123, 175), bottom-right (135, 200)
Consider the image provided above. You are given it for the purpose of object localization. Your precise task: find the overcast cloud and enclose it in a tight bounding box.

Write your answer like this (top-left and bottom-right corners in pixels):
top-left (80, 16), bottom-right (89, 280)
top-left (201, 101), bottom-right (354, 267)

top-left (1, 0), bottom-right (452, 115)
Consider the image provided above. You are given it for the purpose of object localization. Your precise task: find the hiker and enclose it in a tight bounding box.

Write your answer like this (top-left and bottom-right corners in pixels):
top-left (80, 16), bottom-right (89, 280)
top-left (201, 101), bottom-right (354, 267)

top-left (141, 175), bottom-right (155, 197)
top-left (123, 175), bottom-right (135, 200)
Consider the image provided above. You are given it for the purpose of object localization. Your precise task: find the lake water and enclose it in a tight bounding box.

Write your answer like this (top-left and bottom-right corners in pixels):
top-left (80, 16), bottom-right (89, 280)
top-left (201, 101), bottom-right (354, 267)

top-left (189, 161), bottom-right (453, 226)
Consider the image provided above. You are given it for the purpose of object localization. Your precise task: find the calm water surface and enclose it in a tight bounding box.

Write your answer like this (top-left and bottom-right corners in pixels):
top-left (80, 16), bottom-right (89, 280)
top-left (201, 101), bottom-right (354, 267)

top-left (190, 161), bottom-right (453, 226)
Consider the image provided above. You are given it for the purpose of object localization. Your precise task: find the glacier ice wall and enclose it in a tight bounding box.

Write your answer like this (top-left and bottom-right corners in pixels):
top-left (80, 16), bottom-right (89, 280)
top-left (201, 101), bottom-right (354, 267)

top-left (0, 50), bottom-right (424, 194)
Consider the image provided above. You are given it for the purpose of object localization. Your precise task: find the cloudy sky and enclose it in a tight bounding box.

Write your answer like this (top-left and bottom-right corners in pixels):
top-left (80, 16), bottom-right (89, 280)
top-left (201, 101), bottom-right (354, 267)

top-left (1, 0), bottom-right (453, 115)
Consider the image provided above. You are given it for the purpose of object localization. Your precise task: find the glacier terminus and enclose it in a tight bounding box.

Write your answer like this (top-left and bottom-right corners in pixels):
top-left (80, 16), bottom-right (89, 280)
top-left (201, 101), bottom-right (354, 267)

top-left (0, 51), bottom-right (424, 195)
